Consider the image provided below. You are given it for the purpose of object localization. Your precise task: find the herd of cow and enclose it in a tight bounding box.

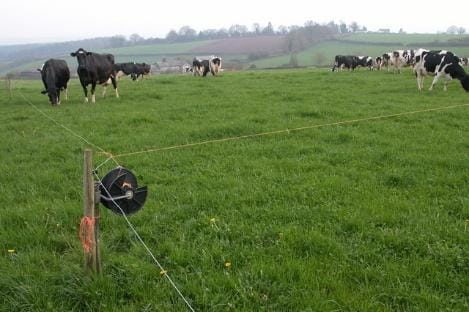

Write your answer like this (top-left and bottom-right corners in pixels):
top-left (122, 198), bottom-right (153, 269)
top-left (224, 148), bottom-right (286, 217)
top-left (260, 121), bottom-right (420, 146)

top-left (38, 48), bottom-right (152, 105)
top-left (38, 48), bottom-right (224, 105)
top-left (38, 47), bottom-right (468, 106)
top-left (332, 49), bottom-right (469, 92)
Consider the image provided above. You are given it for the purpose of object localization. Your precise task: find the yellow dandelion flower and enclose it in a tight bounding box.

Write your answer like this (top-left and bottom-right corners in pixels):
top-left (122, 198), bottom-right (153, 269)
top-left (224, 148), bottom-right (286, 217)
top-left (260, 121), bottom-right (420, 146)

top-left (210, 218), bottom-right (216, 224)
top-left (224, 261), bottom-right (231, 268)
top-left (8, 249), bottom-right (15, 253)
top-left (160, 270), bottom-right (167, 276)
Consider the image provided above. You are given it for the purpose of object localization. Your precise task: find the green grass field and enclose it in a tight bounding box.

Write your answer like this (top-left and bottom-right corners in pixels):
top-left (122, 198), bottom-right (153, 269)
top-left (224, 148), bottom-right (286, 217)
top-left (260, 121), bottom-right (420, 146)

top-left (1, 69), bottom-right (468, 311)
top-left (341, 33), bottom-right (469, 44)
top-left (251, 41), bottom-right (469, 69)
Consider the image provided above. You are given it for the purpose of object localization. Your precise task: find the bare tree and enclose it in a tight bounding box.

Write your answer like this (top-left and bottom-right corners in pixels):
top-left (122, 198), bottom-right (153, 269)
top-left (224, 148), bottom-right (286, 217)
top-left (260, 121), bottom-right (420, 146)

top-left (262, 22), bottom-right (275, 35)
top-left (252, 23), bottom-right (261, 35)
top-left (229, 24), bottom-right (248, 37)
top-left (447, 25), bottom-right (459, 34)
top-left (349, 21), bottom-right (359, 33)
top-left (166, 30), bottom-right (178, 42)
top-left (457, 27), bottom-right (466, 34)
top-left (339, 22), bottom-right (348, 34)
top-left (277, 25), bottom-right (288, 35)
top-left (178, 26), bottom-right (197, 41)
top-left (129, 33), bottom-right (144, 45)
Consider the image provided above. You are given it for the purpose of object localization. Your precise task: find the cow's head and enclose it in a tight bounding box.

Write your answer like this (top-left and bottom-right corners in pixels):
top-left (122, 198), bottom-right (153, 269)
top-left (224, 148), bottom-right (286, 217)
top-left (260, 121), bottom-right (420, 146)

top-left (70, 48), bottom-right (92, 70)
top-left (143, 63), bottom-right (151, 74)
top-left (41, 87), bottom-right (59, 105)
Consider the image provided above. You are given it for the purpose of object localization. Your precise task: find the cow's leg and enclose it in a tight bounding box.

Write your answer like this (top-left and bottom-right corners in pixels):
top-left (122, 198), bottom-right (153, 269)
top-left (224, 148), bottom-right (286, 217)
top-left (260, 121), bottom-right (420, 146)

top-left (443, 74), bottom-right (452, 91)
top-left (91, 83), bottom-right (96, 103)
top-left (82, 85), bottom-right (89, 103)
top-left (417, 75), bottom-right (422, 91)
top-left (429, 73), bottom-right (442, 91)
top-left (111, 76), bottom-right (119, 98)
top-left (64, 86), bottom-right (68, 101)
top-left (102, 84), bottom-right (107, 98)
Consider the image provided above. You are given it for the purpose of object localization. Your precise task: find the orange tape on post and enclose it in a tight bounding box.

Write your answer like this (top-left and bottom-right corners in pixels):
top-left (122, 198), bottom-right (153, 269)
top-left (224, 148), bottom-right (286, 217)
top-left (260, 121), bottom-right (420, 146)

top-left (79, 216), bottom-right (96, 253)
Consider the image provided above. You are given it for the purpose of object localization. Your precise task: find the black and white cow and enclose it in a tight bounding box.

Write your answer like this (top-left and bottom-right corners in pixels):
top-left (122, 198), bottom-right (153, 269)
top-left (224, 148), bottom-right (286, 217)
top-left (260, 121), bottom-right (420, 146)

top-left (114, 62), bottom-right (139, 80)
top-left (391, 50), bottom-right (416, 73)
top-left (37, 59), bottom-right (70, 106)
top-left (192, 57), bottom-right (222, 76)
top-left (461, 57), bottom-right (468, 67)
top-left (114, 62), bottom-right (151, 81)
top-left (182, 63), bottom-right (193, 73)
top-left (332, 55), bottom-right (358, 71)
top-left (414, 50), bottom-right (469, 92)
top-left (380, 53), bottom-right (392, 71)
top-left (375, 56), bottom-right (383, 70)
top-left (70, 48), bottom-right (118, 103)
top-left (356, 56), bottom-right (374, 70)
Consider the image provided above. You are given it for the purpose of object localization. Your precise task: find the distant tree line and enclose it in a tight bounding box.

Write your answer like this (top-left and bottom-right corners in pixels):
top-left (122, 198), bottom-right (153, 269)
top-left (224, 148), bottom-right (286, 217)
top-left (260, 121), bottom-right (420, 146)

top-left (109, 20), bottom-right (366, 47)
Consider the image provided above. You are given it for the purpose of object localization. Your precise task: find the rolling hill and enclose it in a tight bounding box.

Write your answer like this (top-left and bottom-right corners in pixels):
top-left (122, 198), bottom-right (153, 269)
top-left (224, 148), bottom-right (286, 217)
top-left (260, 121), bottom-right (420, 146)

top-left (1, 33), bottom-right (469, 75)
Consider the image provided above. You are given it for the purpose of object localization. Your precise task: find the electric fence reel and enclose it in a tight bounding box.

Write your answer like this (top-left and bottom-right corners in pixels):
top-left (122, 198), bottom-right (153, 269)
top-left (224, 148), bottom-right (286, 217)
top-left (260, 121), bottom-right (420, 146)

top-left (99, 167), bottom-right (148, 215)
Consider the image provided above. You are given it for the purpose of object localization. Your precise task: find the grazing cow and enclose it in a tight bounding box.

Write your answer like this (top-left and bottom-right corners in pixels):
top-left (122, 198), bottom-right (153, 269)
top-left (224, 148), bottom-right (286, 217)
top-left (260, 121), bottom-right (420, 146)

top-left (461, 57), bottom-right (468, 67)
top-left (355, 56), bottom-right (374, 70)
top-left (182, 63), bottom-right (193, 73)
top-left (192, 57), bottom-right (222, 77)
top-left (70, 48), bottom-right (118, 103)
top-left (332, 55), bottom-right (358, 71)
top-left (375, 56), bottom-right (383, 70)
top-left (414, 50), bottom-right (469, 92)
top-left (37, 59), bottom-right (70, 106)
top-left (114, 62), bottom-right (151, 81)
top-left (133, 63), bottom-right (151, 80)
top-left (115, 62), bottom-right (139, 80)
top-left (391, 50), bottom-right (416, 73)
top-left (380, 53), bottom-right (392, 71)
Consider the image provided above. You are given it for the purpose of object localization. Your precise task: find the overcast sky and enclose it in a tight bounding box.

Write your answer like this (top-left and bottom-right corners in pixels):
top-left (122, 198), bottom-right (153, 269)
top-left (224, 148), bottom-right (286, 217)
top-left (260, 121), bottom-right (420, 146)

top-left (1, 0), bottom-right (468, 45)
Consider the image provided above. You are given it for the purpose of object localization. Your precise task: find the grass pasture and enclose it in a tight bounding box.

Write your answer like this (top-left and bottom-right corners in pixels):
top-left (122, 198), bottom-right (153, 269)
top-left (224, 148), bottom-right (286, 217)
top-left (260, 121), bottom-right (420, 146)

top-left (1, 69), bottom-right (468, 311)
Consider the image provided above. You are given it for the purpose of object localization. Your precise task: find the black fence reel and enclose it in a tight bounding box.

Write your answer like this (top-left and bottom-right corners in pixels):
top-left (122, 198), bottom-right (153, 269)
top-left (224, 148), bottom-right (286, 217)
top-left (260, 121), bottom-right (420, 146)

top-left (99, 167), bottom-right (148, 215)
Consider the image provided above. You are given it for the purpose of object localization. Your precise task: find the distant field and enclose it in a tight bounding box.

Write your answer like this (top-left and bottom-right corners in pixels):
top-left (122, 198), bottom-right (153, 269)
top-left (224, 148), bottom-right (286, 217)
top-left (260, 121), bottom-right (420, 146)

top-left (251, 34), bottom-right (469, 69)
top-left (341, 33), bottom-right (469, 44)
top-left (2, 33), bottom-right (469, 75)
top-left (1, 69), bottom-right (468, 311)
top-left (190, 36), bottom-right (286, 54)
top-left (102, 40), bottom-right (214, 55)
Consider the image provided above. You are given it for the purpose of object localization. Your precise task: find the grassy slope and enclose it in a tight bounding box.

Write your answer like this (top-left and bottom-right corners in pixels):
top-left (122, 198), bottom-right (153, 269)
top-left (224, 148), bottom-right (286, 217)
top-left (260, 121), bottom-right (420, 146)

top-left (1, 69), bottom-right (468, 311)
top-left (0, 41), bottom-right (214, 75)
top-left (102, 41), bottom-right (215, 55)
top-left (252, 33), bottom-right (469, 68)
top-left (342, 33), bottom-right (469, 44)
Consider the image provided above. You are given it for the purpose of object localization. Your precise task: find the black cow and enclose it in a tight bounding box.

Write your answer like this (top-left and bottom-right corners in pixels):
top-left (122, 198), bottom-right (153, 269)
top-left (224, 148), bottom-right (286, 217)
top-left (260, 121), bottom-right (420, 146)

top-left (115, 62), bottom-right (151, 81)
top-left (332, 55), bottom-right (358, 72)
top-left (192, 57), bottom-right (222, 76)
top-left (37, 59), bottom-right (70, 106)
top-left (70, 48), bottom-right (118, 103)
top-left (414, 50), bottom-right (469, 92)
top-left (133, 63), bottom-right (151, 80)
top-left (115, 62), bottom-right (138, 80)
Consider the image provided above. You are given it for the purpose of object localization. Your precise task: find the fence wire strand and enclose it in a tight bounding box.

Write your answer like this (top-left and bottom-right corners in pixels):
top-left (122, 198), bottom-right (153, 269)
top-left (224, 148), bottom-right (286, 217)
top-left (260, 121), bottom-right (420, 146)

top-left (94, 171), bottom-right (195, 312)
top-left (111, 103), bottom-right (469, 159)
top-left (18, 91), bottom-right (120, 167)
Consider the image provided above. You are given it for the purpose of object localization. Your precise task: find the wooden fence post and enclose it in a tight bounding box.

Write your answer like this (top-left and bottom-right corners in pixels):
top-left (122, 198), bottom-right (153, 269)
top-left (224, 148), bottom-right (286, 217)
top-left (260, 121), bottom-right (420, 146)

top-left (5, 74), bottom-right (13, 99)
top-left (83, 149), bottom-right (101, 274)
